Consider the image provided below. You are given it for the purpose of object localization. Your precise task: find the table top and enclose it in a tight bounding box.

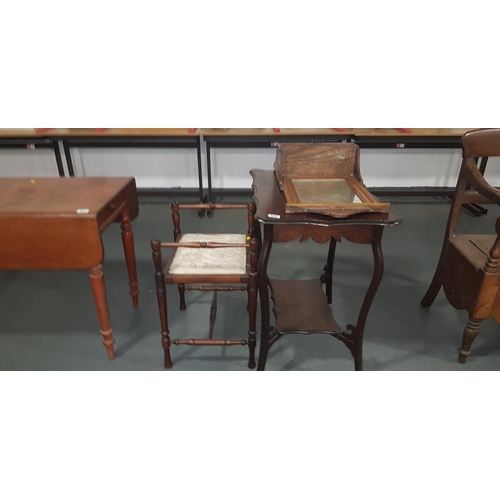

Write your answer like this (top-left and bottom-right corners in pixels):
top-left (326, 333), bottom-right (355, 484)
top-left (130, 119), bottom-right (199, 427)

top-left (0, 128), bottom-right (200, 138)
top-left (0, 128), bottom-right (479, 138)
top-left (200, 128), bottom-right (352, 136)
top-left (202, 128), bottom-right (476, 137)
top-left (251, 169), bottom-right (401, 226)
top-left (0, 128), bottom-right (45, 138)
top-left (0, 177), bottom-right (136, 217)
top-left (0, 177), bottom-right (138, 270)
top-left (352, 128), bottom-right (474, 137)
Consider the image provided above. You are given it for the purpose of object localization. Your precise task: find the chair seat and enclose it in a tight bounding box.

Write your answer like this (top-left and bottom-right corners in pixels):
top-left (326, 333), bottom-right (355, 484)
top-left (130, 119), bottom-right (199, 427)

top-left (450, 234), bottom-right (498, 272)
top-left (169, 233), bottom-right (247, 275)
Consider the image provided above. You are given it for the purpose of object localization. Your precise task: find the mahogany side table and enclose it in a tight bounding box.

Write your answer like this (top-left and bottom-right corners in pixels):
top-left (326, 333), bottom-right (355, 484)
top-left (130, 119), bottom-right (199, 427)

top-left (0, 177), bottom-right (139, 359)
top-left (251, 169), bottom-right (401, 370)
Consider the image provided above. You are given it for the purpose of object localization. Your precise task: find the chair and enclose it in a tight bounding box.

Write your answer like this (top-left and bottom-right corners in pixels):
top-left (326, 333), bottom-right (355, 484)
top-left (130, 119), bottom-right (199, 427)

top-left (151, 202), bottom-right (258, 369)
top-left (421, 129), bottom-right (500, 363)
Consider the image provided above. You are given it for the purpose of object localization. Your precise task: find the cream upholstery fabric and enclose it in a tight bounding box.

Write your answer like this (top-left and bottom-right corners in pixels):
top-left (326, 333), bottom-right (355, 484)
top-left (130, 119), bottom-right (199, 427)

top-left (169, 233), bottom-right (247, 275)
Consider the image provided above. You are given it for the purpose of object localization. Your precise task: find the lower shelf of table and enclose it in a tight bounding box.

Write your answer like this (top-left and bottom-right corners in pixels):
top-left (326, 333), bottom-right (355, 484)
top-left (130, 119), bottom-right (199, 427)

top-left (269, 279), bottom-right (342, 335)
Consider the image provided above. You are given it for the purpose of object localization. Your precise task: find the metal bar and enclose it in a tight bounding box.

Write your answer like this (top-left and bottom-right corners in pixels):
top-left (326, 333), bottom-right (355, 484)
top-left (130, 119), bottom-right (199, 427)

top-left (61, 137), bottom-right (198, 148)
top-left (0, 138), bottom-right (53, 148)
top-left (137, 187), bottom-right (463, 199)
top-left (470, 203), bottom-right (488, 215)
top-left (196, 136), bottom-right (204, 204)
top-left (204, 135), bottom-right (351, 148)
top-left (206, 139), bottom-right (213, 203)
top-left (370, 187), bottom-right (457, 197)
top-left (53, 140), bottom-right (65, 177)
top-left (62, 140), bottom-right (75, 177)
top-left (462, 204), bottom-right (484, 217)
top-left (354, 136), bottom-right (462, 149)
top-left (479, 157), bottom-right (489, 175)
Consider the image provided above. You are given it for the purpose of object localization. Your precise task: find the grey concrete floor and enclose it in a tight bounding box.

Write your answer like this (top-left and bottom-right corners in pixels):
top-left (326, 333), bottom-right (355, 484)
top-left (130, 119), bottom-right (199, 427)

top-left (1, 195), bottom-right (500, 371)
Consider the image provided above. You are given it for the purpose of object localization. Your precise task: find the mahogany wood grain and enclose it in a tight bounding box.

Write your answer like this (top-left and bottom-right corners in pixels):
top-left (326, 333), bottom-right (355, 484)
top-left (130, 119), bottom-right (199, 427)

top-left (252, 170), bottom-right (400, 371)
top-left (272, 223), bottom-right (376, 244)
top-left (274, 143), bottom-right (359, 184)
top-left (0, 177), bottom-right (140, 360)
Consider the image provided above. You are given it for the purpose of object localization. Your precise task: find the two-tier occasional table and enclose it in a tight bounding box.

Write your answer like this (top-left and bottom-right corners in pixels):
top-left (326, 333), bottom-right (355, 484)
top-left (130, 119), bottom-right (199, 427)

top-left (251, 169), bottom-right (401, 371)
top-left (0, 177), bottom-right (140, 360)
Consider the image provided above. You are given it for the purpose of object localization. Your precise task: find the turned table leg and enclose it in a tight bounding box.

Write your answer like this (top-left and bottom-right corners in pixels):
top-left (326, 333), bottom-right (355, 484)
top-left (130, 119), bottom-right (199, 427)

top-left (89, 265), bottom-right (115, 360)
top-left (120, 210), bottom-right (139, 308)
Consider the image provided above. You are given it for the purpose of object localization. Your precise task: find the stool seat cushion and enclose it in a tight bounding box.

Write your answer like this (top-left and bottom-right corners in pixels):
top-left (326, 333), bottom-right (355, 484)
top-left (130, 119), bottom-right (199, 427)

top-left (169, 233), bottom-right (247, 275)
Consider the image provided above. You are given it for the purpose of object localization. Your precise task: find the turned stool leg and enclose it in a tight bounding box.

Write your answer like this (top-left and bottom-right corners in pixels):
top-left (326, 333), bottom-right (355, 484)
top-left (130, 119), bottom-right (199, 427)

top-left (89, 265), bottom-right (115, 360)
top-left (247, 238), bottom-right (258, 369)
top-left (152, 239), bottom-right (172, 368)
top-left (157, 274), bottom-right (172, 369)
top-left (458, 316), bottom-right (483, 364)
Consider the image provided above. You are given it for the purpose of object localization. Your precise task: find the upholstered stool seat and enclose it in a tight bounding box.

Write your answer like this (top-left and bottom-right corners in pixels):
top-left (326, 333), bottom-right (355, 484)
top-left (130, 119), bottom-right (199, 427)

top-left (169, 234), bottom-right (247, 275)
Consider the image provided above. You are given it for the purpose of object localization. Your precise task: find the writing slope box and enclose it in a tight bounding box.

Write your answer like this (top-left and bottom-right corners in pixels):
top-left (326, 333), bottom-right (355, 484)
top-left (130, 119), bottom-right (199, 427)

top-left (273, 142), bottom-right (390, 218)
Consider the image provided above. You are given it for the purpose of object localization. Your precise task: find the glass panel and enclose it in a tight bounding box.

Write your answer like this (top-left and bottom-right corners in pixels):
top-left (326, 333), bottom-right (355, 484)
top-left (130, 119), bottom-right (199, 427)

top-left (292, 179), bottom-right (363, 204)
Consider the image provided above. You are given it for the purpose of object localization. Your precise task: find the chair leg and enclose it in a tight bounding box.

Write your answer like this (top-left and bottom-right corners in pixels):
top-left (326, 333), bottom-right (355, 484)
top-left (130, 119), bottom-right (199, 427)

top-left (157, 284), bottom-right (172, 369)
top-left (421, 244), bottom-right (449, 308)
top-left (156, 288), bottom-right (172, 369)
top-left (178, 284), bottom-right (187, 311)
top-left (421, 274), bottom-right (443, 308)
top-left (458, 315), bottom-right (483, 364)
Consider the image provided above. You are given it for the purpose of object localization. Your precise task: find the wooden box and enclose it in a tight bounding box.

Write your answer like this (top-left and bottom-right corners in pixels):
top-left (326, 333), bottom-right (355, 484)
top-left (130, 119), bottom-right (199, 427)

top-left (273, 143), bottom-right (390, 218)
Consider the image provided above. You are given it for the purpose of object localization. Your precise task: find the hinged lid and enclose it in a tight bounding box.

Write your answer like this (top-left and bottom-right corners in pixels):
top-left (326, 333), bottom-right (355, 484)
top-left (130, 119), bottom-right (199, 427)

top-left (272, 142), bottom-right (390, 218)
top-left (274, 143), bottom-right (360, 190)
